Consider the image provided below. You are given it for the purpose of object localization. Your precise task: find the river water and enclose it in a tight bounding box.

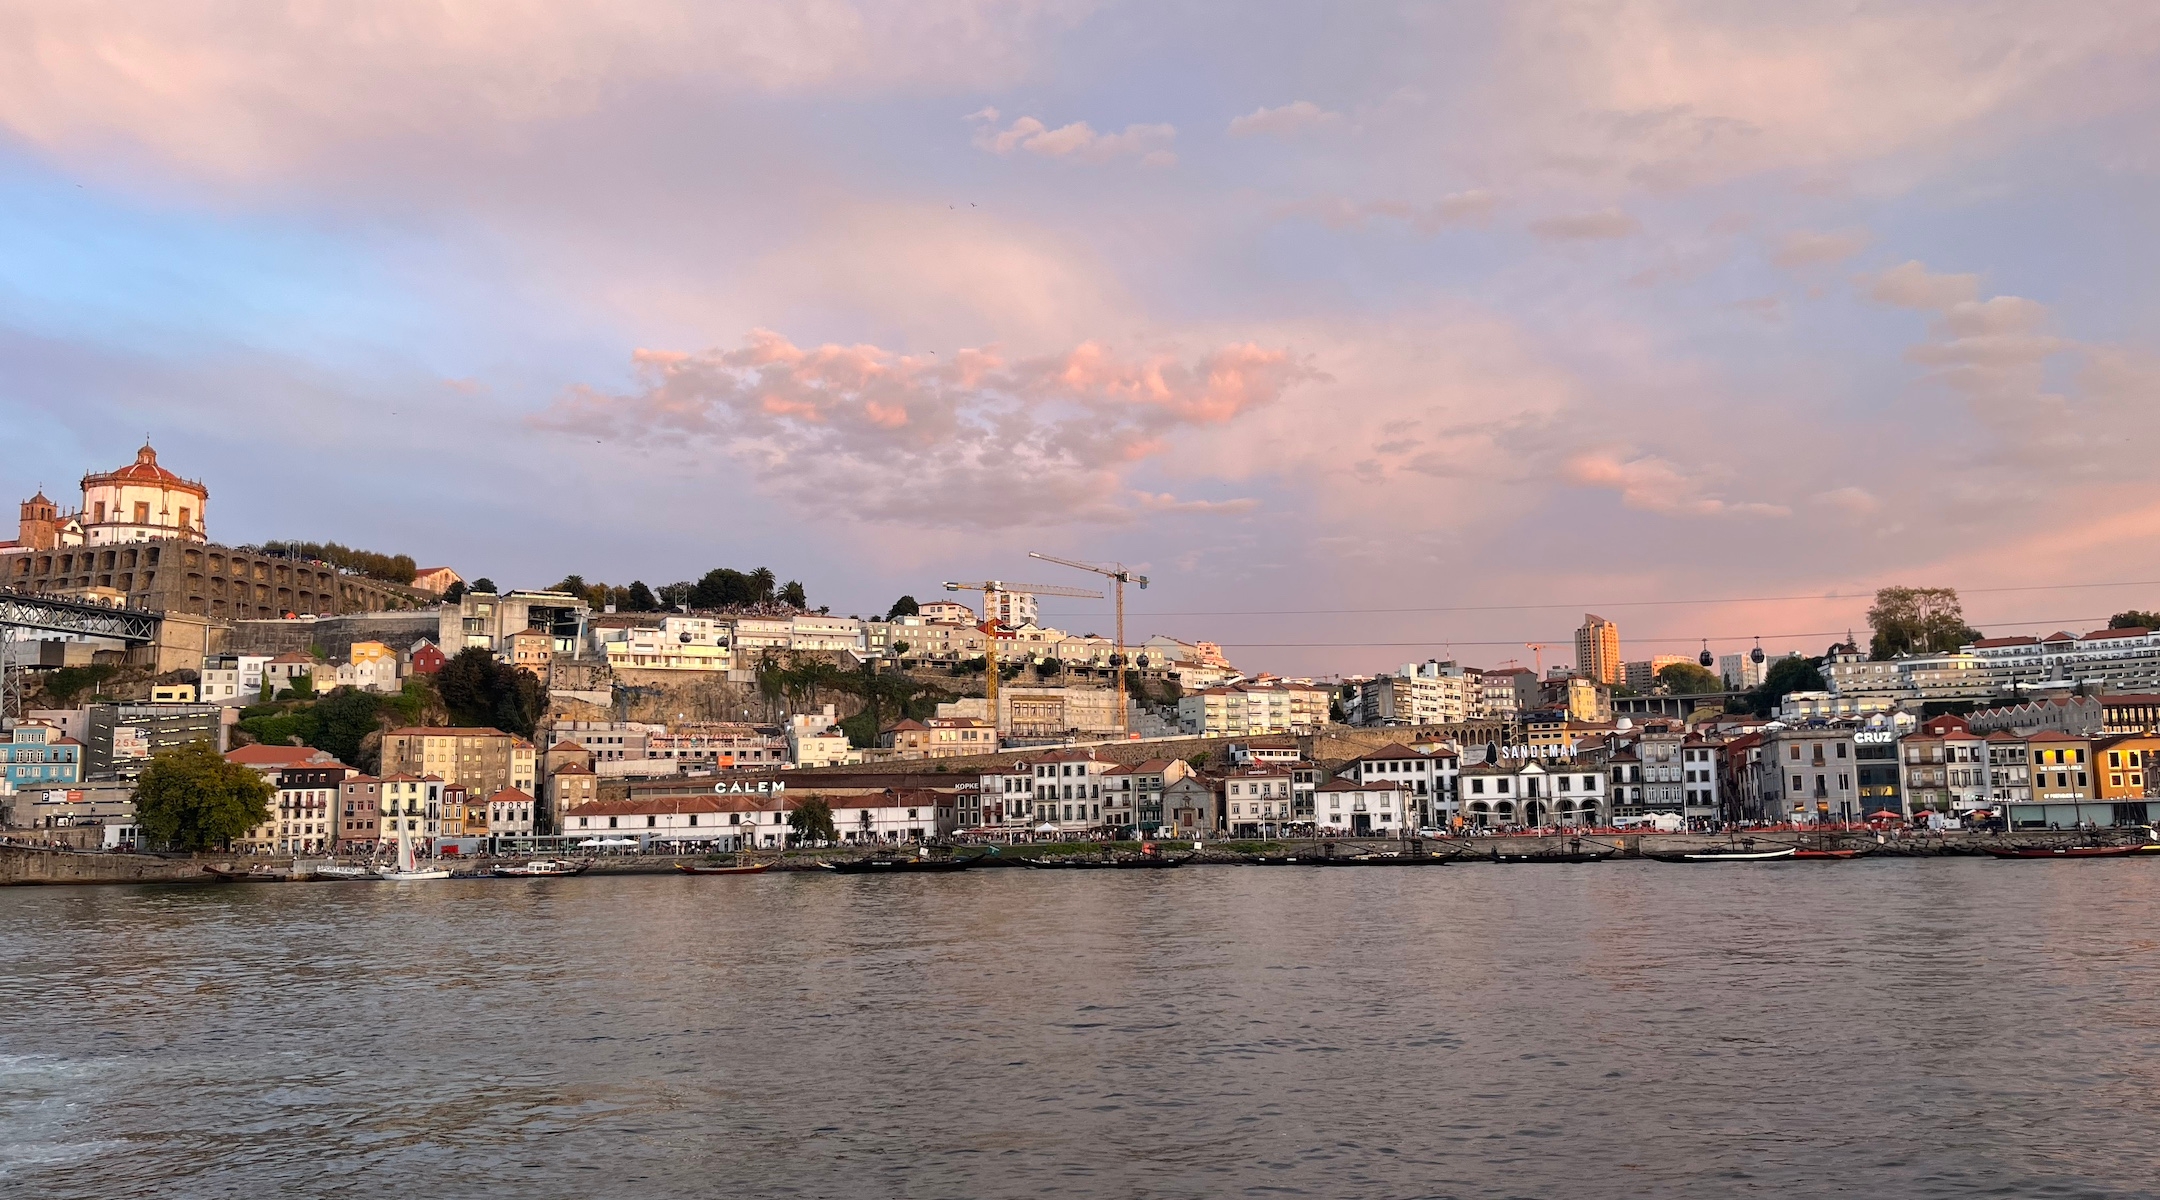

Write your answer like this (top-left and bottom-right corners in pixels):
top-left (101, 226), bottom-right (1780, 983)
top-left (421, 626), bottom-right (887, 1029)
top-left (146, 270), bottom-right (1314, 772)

top-left (4, 860), bottom-right (2159, 1198)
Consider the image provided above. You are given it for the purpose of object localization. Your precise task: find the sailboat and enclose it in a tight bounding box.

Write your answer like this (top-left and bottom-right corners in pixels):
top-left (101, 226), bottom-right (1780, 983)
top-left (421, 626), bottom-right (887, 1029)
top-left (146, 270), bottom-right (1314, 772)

top-left (374, 821), bottom-right (452, 881)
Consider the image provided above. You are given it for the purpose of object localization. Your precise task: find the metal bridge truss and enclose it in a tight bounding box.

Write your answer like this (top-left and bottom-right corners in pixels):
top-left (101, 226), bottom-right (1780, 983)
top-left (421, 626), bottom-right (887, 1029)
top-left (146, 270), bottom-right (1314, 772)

top-left (0, 589), bottom-right (162, 719)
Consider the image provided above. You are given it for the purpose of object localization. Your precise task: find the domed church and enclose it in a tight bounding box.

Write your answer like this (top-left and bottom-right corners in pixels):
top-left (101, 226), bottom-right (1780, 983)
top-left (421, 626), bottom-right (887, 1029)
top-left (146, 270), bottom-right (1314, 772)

top-left (6, 442), bottom-right (209, 551)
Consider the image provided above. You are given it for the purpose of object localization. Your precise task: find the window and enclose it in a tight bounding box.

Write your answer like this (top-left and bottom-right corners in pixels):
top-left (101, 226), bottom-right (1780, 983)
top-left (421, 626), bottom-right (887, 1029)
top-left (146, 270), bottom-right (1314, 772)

top-left (1836, 744), bottom-right (1848, 758)
top-left (1791, 746), bottom-right (1801, 761)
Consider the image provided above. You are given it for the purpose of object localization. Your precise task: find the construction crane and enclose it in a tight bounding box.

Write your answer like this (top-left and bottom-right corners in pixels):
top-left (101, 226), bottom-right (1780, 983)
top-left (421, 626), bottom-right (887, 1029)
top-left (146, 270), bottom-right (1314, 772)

top-left (1027, 552), bottom-right (1149, 737)
top-left (942, 579), bottom-right (1102, 725)
top-left (1525, 643), bottom-right (1547, 677)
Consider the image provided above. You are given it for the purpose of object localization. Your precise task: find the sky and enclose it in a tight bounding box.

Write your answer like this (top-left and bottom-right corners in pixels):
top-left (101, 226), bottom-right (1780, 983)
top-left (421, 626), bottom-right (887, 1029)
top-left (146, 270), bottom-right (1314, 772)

top-left (6, 1), bottom-right (2160, 678)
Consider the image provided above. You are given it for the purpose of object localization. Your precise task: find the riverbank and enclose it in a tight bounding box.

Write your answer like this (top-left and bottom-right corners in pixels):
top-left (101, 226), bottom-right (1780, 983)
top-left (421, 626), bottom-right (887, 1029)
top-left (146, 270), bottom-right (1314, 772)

top-left (9, 828), bottom-right (2157, 885)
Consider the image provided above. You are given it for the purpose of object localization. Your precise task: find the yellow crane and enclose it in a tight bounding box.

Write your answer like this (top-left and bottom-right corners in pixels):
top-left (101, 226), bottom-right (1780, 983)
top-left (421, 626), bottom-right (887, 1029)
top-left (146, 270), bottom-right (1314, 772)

top-left (942, 578), bottom-right (1102, 728)
top-left (1027, 552), bottom-right (1149, 737)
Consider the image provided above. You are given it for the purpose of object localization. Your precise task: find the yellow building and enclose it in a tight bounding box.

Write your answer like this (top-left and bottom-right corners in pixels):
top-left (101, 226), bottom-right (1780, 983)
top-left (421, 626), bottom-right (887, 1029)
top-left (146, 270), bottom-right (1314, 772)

top-left (1575, 614), bottom-right (1621, 686)
top-left (380, 727), bottom-right (537, 798)
top-left (2095, 734), bottom-right (2160, 801)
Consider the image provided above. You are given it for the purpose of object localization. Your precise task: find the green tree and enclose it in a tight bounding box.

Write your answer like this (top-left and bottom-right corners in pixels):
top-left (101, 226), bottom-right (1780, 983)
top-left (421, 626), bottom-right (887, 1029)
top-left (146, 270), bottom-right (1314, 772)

top-left (789, 797), bottom-right (838, 845)
top-left (549, 574), bottom-right (589, 596)
top-left (780, 580), bottom-right (808, 609)
top-left (1867, 586), bottom-right (1981, 659)
top-left (657, 580), bottom-right (693, 609)
top-left (311, 686), bottom-right (385, 765)
top-left (626, 580), bottom-right (659, 612)
top-left (1656, 661), bottom-right (1724, 695)
top-left (887, 595), bottom-right (920, 619)
top-left (2110, 610), bottom-right (2160, 630)
top-left (890, 641), bottom-right (910, 657)
top-left (469, 577), bottom-right (498, 594)
top-left (134, 742), bottom-right (273, 851)
top-left (749, 567), bottom-right (777, 602)
top-left (1741, 655), bottom-right (1827, 717)
top-left (443, 580), bottom-right (467, 603)
top-left (261, 541), bottom-right (418, 584)
top-left (1185, 752), bottom-right (1210, 770)
top-left (42, 664), bottom-right (116, 705)
top-left (690, 567), bottom-right (752, 608)
top-left (436, 647), bottom-right (546, 737)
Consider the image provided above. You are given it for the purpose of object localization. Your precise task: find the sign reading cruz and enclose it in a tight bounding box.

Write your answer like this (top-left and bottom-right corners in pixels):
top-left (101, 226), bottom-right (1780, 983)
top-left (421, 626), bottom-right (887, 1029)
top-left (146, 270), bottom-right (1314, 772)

top-left (713, 780), bottom-right (787, 795)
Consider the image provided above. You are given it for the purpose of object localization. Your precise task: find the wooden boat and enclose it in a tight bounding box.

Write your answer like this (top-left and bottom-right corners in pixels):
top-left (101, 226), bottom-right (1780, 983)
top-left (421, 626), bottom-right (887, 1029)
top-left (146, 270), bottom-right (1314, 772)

top-left (1984, 844), bottom-right (2144, 859)
top-left (819, 855), bottom-right (977, 874)
top-left (493, 858), bottom-right (592, 877)
top-left (673, 861), bottom-right (774, 875)
top-left (1487, 849), bottom-right (1611, 864)
top-left (1644, 846), bottom-right (1797, 863)
top-left (202, 864), bottom-right (294, 882)
top-left (1303, 852), bottom-right (1449, 867)
top-left (1792, 848), bottom-right (1865, 860)
top-left (1022, 853), bottom-right (1194, 870)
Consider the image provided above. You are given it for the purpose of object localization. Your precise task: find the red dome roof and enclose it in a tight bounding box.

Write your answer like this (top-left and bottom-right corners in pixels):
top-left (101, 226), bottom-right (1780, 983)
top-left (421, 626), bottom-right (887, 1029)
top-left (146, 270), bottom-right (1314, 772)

top-left (81, 443), bottom-right (208, 497)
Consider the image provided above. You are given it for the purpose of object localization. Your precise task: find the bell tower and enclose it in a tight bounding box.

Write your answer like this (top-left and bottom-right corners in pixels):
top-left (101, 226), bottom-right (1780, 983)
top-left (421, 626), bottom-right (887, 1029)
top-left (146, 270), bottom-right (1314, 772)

top-left (17, 490), bottom-right (58, 551)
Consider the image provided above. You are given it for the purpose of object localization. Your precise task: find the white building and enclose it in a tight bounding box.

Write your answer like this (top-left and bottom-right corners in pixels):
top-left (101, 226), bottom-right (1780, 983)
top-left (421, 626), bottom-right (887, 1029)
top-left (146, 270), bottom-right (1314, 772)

top-left (1719, 653), bottom-right (1768, 691)
top-left (1222, 764), bottom-right (1295, 836)
top-left (487, 787), bottom-right (537, 838)
top-left (1312, 779), bottom-right (1409, 835)
top-left (1029, 750), bottom-right (1112, 830)
top-left (1341, 743), bottom-right (1462, 828)
top-left (1681, 736), bottom-right (1722, 820)
top-left (788, 705), bottom-right (861, 768)
top-left (977, 764), bottom-right (1037, 831)
top-left (199, 654), bottom-right (270, 705)
top-left (1459, 760), bottom-right (1606, 827)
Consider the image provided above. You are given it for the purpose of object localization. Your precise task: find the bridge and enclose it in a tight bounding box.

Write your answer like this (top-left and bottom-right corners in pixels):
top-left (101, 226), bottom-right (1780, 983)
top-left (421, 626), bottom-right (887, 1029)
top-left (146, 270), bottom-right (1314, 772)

top-left (0, 588), bottom-right (162, 718)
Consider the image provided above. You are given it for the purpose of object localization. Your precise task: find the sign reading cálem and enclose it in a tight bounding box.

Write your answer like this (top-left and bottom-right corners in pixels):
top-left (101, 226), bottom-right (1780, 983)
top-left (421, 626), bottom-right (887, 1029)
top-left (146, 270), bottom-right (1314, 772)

top-left (713, 780), bottom-right (787, 795)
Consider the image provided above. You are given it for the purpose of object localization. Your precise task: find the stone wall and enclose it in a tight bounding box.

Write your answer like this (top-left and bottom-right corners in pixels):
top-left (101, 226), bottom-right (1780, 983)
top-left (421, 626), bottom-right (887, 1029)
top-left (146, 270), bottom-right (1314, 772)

top-left (223, 610), bottom-right (444, 659)
top-left (0, 844), bottom-right (212, 886)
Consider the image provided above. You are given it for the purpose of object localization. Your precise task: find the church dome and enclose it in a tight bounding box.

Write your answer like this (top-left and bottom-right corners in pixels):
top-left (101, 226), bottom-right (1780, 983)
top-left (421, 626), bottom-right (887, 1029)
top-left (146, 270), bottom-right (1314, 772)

top-left (82, 443), bottom-right (208, 497)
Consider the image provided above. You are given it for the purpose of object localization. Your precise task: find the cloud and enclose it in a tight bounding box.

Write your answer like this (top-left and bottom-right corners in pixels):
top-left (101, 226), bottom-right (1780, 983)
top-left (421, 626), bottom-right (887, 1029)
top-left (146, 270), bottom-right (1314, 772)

top-left (1864, 260), bottom-right (1982, 310)
top-left (969, 111), bottom-right (1176, 164)
top-left (1809, 486), bottom-right (1880, 516)
top-left (1227, 100), bottom-right (1340, 138)
top-left (1564, 451), bottom-right (1790, 518)
top-left (0, 1), bottom-right (1078, 179)
top-left (1133, 492), bottom-right (1260, 515)
top-left (1280, 190), bottom-right (1500, 234)
top-left (1772, 228), bottom-right (1870, 268)
top-left (1528, 209), bottom-right (1642, 240)
top-left (530, 330), bottom-right (1311, 528)
top-left (1728, 296), bottom-right (1786, 322)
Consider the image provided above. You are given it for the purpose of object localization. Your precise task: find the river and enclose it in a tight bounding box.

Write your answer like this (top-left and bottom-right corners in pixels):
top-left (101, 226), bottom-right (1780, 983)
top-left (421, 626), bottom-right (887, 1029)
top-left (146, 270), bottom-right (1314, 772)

top-left (4, 859), bottom-right (2158, 1198)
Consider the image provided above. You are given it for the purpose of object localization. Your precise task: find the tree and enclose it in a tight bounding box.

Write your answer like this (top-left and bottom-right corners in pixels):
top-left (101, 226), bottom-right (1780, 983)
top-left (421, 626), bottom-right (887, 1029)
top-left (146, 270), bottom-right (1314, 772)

top-left (42, 664), bottom-right (116, 705)
top-left (261, 541), bottom-right (418, 584)
top-left (311, 686), bottom-right (385, 765)
top-left (470, 577), bottom-right (498, 594)
top-left (549, 574), bottom-right (589, 597)
top-left (890, 641), bottom-right (910, 657)
top-left (436, 647), bottom-right (546, 738)
top-left (690, 567), bottom-right (752, 609)
top-left (789, 797), bottom-right (838, 845)
top-left (1742, 655), bottom-right (1827, 717)
top-left (626, 580), bottom-right (659, 612)
top-left (780, 580), bottom-right (807, 609)
top-left (1867, 586), bottom-right (1981, 660)
top-left (657, 581), bottom-right (693, 609)
top-left (749, 567), bottom-right (777, 603)
top-left (887, 595), bottom-right (920, 619)
top-left (1656, 661), bottom-right (1723, 695)
top-left (2110, 610), bottom-right (2160, 630)
top-left (134, 742), bottom-right (272, 851)
top-left (1185, 753), bottom-right (1210, 770)
top-left (443, 580), bottom-right (467, 603)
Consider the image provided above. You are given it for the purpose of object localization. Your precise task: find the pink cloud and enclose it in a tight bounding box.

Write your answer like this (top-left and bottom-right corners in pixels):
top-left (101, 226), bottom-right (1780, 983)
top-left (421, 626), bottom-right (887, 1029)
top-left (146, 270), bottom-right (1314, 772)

top-left (530, 329), bottom-right (1312, 528)
top-left (1565, 450), bottom-right (1789, 518)
top-left (969, 110), bottom-right (1176, 164)
top-left (1227, 100), bottom-right (1340, 138)
top-left (1529, 210), bottom-right (1641, 240)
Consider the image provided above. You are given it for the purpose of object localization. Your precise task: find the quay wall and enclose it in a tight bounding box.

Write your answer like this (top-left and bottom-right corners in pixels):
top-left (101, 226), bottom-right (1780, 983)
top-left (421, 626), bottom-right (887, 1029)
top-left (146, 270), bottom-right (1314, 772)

top-left (0, 844), bottom-right (215, 886)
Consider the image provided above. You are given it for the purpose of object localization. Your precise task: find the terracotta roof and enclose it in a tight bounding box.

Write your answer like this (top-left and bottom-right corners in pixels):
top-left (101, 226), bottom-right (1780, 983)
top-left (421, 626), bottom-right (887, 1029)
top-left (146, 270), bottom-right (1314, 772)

top-left (568, 795), bottom-right (790, 818)
top-left (551, 762), bottom-right (594, 775)
top-left (2083, 627), bottom-right (2150, 640)
top-left (267, 651), bottom-right (318, 664)
top-left (1317, 778), bottom-right (1401, 792)
top-left (547, 741), bottom-right (588, 753)
top-left (226, 744), bottom-right (334, 766)
top-left (1352, 744), bottom-right (1425, 762)
top-left (81, 444), bottom-right (206, 496)
top-left (487, 787), bottom-right (534, 803)
top-left (2024, 730), bottom-right (2088, 743)
top-left (1970, 637), bottom-right (2038, 648)
top-left (1105, 758), bottom-right (1179, 774)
